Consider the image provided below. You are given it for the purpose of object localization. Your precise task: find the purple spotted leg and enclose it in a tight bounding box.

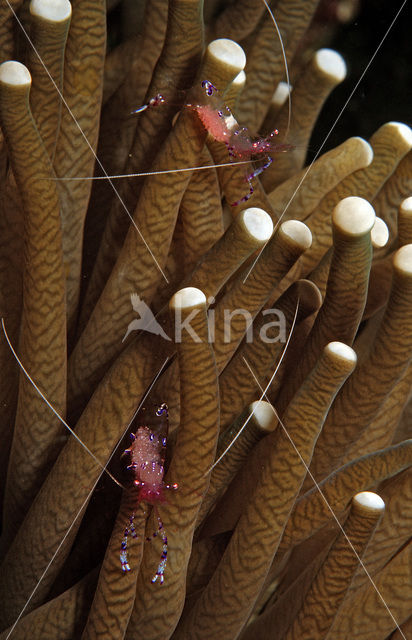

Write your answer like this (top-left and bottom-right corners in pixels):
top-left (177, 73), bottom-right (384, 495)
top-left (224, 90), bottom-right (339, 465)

top-left (231, 156), bottom-right (273, 206)
top-left (120, 513), bottom-right (138, 572)
top-left (147, 508), bottom-right (168, 585)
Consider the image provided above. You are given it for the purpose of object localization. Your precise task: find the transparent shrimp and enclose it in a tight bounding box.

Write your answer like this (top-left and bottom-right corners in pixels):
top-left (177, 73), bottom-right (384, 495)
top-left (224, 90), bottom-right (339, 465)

top-left (131, 78), bottom-right (293, 206)
top-left (2, 314), bottom-right (174, 587)
top-left (188, 80), bottom-right (293, 206)
top-left (120, 403), bottom-right (178, 583)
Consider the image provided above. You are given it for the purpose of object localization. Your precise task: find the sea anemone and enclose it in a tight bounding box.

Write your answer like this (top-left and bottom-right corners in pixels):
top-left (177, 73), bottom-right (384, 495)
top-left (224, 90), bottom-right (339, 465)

top-left (0, 0), bottom-right (411, 638)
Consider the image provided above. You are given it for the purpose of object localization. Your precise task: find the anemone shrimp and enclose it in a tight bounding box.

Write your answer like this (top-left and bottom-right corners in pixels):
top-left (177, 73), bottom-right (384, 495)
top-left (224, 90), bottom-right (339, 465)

top-left (120, 402), bottom-right (178, 583)
top-left (133, 78), bottom-right (293, 206)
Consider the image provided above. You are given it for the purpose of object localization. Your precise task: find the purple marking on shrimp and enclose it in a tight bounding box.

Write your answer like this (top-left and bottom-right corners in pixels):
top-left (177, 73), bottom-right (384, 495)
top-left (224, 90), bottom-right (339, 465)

top-left (120, 403), bottom-right (178, 583)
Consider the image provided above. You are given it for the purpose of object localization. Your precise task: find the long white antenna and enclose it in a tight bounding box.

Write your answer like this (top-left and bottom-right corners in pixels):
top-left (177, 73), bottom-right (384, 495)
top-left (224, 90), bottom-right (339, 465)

top-left (261, 0), bottom-right (292, 139)
top-left (4, 0), bottom-right (169, 284)
top-left (1, 318), bottom-right (169, 489)
top-left (48, 159), bottom-right (252, 181)
top-left (243, 0), bottom-right (409, 285)
top-left (244, 357), bottom-right (407, 640)
top-left (205, 298), bottom-right (299, 475)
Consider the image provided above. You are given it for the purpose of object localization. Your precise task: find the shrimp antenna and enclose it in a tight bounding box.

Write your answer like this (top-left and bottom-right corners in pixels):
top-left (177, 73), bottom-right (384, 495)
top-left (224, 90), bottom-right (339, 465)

top-left (244, 357), bottom-right (407, 638)
top-left (130, 94), bottom-right (165, 115)
top-left (205, 298), bottom-right (299, 476)
top-left (262, 0), bottom-right (292, 139)
top-left (46, 160), bottom-right (252, 181)
top-left (1, 317), bottom-right (169, 490)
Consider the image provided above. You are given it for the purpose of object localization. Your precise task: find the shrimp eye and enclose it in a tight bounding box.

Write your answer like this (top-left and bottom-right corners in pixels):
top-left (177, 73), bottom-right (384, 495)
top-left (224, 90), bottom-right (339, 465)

top-left (149, 94), bottom-right (164, 108)
top-left (156, 403), bottom-right (168, 416)
top-left (201, 80), bottom-right (217, 96)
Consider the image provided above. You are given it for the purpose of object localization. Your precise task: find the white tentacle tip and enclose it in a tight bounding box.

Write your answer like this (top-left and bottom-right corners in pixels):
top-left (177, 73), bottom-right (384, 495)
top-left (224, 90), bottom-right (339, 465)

top-left (333, 197), bottom-right (376, 236)
top-left (325, 342), bottom-right (357, 368)
top-left (371, 217), bottom-right (389, 248)
top-left (315, 48), bottom-right (347, 83)
top-left (353, 491), bottom-right (385, 515)
top-left (249, 400), bottom-right (278, 432)
top-left (280, 220), bottom-right (312, 249)
top-left (242, 207), bottom-right (274, 242)
top-left (0, 61), bottom-right (31, 86)
top-left (393, 244), bottom-right (412, 276)
top-left (208, 39), bottom-right (246, 72)
top-left (30, 0), bottom-right (72, 22)
top-left (170, 287), bottom-right (206, 311)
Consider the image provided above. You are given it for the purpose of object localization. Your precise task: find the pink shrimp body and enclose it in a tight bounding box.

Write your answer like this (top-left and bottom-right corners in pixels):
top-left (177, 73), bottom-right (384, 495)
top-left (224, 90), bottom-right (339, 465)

top-left (120, 403), bottom-right (177, 581)
top-left (126, 425), bottom-right (167, 504)
top-left (193, 103), bottom-right (267, 158)
top-left (132, 79), bottom-right (291, 207)
top-left (194, 104), bottom-right (233, 144)
top-left (192, 81), bottom-right (283, 157)
top-left (232, 130), bottom-right (279, 158)
top-left (188, 80), bottom-right (292, 205)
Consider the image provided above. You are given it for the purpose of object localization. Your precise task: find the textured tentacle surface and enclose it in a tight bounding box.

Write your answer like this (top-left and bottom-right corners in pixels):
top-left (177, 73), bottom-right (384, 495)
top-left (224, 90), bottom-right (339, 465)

top-left (0, 2), bottom-right (411, 639)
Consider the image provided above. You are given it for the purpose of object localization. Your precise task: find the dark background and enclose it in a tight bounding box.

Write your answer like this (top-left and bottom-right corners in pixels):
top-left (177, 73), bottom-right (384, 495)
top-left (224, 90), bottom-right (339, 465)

top-left (106, 0), bottom-right (411, 160)
top-left (309, 0), bottom-right (411, 160)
